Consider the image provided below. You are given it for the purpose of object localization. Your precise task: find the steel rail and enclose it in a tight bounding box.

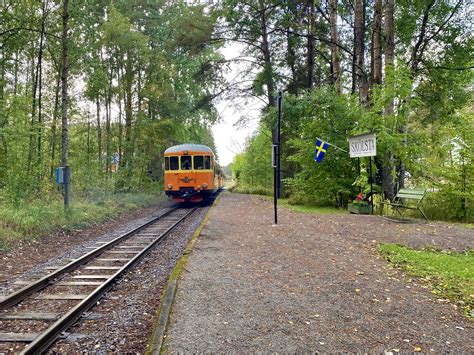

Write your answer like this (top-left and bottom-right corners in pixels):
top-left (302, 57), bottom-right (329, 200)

top-left (0, 206), bottom-right (179, 311)
top-left (20, 205), bottom-right (199, 354)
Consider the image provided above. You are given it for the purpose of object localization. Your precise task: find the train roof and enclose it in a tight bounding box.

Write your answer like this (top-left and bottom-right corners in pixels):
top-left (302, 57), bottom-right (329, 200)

top-left (164, 144), bottom-right (214, 154)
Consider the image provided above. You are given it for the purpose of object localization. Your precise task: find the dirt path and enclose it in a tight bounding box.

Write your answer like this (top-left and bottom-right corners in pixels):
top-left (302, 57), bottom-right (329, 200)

top-left (164, 193), bottom-right (473, 353)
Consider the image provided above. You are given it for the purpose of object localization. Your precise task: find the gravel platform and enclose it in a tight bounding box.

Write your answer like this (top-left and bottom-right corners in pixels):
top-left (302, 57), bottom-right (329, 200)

top-left (164, 193), bottom-right (474, 353)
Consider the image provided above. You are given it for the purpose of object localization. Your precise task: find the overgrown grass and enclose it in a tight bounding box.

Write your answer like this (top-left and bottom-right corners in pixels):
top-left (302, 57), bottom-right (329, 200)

top-left (0, 192), bottom-right (163, 251)
top-left (379, 243), bottom-right (474, 318)
top-left (228, 184), bottom-right (273, 196)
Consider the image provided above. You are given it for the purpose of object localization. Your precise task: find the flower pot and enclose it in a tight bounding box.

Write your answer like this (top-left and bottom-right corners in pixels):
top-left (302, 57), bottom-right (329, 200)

top-left (348, 202), bottom-right (371, 214)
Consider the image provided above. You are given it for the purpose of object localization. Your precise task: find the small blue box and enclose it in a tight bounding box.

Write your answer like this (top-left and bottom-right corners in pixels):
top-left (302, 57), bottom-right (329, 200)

top-left (56, 167), bottom-right (64, 184)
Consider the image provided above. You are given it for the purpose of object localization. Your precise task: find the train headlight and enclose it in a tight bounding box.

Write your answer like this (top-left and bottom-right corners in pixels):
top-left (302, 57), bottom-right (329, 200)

top-left (167, 184), bottom-right (172, 189)
top-left (202, 183), bottom-right (208, 189)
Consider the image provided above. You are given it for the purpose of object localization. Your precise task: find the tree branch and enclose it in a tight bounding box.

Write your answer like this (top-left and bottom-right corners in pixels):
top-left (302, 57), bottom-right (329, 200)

top-left (410, 0), bottom-right (436, 74)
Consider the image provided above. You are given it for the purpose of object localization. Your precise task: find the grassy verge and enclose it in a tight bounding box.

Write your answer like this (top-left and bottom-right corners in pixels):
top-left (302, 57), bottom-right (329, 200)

top-left (0, 192), bottom-right (163, 251)
top-left (379, 243), bottom-right (474, 318)
top-left (277, 198), bottom-right (346, 215)
top-left (261, 196), bottom-right (345, 215)
top-left (228, 185), bottom-right (272, 196)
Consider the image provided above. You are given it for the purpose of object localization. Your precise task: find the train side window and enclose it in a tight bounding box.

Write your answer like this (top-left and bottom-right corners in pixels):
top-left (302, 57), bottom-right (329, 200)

top-left (165, 157), bottom-right (170, 171)
top-left (169, 156), bottom-right (179, 170)
top-left (194, 156), bottom-right (204, 170)
top-left (204, 156), bottom-right (211, 169)
top-left (181, 155), bottom-right (192, 170)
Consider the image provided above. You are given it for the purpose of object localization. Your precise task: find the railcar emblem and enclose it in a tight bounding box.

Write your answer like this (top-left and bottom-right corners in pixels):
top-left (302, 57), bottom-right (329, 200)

top-left (180, 176), bottom-right (194, 183)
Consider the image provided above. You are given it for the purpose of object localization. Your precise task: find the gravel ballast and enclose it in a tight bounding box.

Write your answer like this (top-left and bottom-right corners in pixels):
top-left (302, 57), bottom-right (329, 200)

top-left (164, 193), bottom-right (473, 353)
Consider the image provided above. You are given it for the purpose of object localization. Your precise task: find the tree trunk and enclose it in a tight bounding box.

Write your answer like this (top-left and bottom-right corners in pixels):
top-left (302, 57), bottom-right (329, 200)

top-left (105, 64), bottom-right (112, 177)
top-left (137, 62), bottom-right (142, 114)
top-left (118, 82), bottom-right (123, 163)
top-left (329, 0), bottom-right (341, 93)
top-left (96, 97), bottom-right (102, 171)
top-left (382, 0), bottom-right (395, 199)
top-left (49, 71), bottom-right (61, 178)
top-left (0, 44), bottom-right (6, 180)
top-left (306, 0), bottom-right (315, 90)
top-left (123, 52), bottom-right (133, 175)
top-left (384, 0), bottom-right (394, 112)
top-left (28, 43), bottom-right (40, 174)
top-left (285, 12), bottom-right (297, 94)
top-left (87, 119), bottom-right (91, 169)
top-left (13, 51), bottom-right (18, 95)
top-left (371, 0), bottom-right (382, 86)
top-left (37, 0), bottom-right (47, 183)
top-left (351, 16), bottom-right (357, 94)
top-left (61, 0), bottom-right (70, 206)
top-left (258, 0), bottom-right (275, 107)
top-left (354, 0), bottom-right (368, 104)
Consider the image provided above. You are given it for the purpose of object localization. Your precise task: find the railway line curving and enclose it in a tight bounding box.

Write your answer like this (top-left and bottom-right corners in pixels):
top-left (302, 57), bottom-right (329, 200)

top-left (0, 204), bottom-right (201, 354)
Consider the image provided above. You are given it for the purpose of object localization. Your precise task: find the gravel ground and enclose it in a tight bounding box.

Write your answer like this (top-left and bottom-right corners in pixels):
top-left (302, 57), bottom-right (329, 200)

top-left (164, 193), bottom-right (474, 353)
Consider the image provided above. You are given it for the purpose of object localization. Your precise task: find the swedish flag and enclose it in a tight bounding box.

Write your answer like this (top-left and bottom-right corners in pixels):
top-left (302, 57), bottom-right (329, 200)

top-left (314, 138), bottom-right (329, 163)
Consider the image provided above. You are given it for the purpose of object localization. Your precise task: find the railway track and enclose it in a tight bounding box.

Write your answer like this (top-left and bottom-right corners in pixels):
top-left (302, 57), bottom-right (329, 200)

top-left (0, 205), bottom-right (199, 354)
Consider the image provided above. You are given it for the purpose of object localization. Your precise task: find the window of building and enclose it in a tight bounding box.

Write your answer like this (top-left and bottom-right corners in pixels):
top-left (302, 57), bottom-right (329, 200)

top-left (181, 155), bottom-right (192, 170)
top-left (194, 156), bottom-right (204, 170)
top-left (169, 156), bottom-right (179, 170)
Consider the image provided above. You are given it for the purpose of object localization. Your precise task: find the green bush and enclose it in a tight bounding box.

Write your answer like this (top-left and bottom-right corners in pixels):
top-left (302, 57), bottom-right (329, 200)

top-left (423, 190), bottom-right (473, 223)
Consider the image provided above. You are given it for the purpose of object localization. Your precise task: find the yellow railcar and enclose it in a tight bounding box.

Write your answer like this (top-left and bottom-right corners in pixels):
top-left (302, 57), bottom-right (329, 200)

top-left (163, 144), bottom-right (223, 203)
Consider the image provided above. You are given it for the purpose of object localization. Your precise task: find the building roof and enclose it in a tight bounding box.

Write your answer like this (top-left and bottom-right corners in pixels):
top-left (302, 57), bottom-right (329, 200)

top-left (164, 144), bottom-right (214, 154)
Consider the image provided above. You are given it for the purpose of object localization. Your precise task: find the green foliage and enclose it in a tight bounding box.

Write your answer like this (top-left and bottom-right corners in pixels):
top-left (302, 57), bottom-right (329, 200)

top-left (221, 0), bottom-right (473, 224)
top-left (231, 127), bottom-right (273, 191)
top-left (379, 243), bottom-right (474, 318)
top-left (0, 0), bottom-right (223, 207)
top-left (277, 88), bottom-right (360, 207)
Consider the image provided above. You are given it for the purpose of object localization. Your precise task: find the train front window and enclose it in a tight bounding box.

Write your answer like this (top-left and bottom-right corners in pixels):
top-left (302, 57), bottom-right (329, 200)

top-left (181, 155), bottom-right (192, 170)
top-left (204, 156), bottom-right (211, 169)
top-left (165, 157), bottom-right (170, 170)
top-left (169, 156), bottom-right (179, 170)
top-left (194, 156), bottom-right (204, 170)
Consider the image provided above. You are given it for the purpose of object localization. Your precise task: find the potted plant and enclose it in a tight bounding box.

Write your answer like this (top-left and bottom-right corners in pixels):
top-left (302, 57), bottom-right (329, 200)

top-left (348, 193), bottom-right (371, 214)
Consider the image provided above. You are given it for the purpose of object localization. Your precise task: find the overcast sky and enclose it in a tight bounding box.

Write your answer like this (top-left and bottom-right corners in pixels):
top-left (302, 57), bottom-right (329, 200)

top-left (211, 44), bottom-right (263, 166)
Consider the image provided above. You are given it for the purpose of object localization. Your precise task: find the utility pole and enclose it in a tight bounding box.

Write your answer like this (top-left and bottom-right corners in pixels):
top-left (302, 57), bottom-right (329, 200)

top-left (61, 0), bottom-right (71, 209)
top-left (277, 91), bottom-right (282, 198)
top-left (273, 91), bottom-right (282, 224)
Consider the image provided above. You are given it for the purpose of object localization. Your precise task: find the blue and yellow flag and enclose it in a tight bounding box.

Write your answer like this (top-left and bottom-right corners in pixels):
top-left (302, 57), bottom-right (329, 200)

top-left (314, 139), bottom-right (329, 163)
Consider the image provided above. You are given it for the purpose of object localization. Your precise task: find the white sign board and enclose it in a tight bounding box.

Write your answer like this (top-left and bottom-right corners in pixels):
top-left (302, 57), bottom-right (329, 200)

top-left (348, 133), bottom-right (376, 157)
